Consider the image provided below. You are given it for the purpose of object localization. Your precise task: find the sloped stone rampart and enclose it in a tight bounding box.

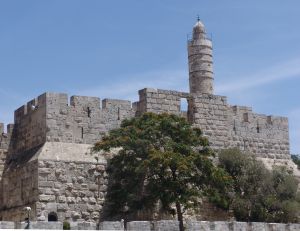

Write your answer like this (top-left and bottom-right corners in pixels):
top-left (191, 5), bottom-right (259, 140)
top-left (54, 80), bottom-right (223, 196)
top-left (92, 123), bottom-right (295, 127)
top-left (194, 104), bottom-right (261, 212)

top-left (36, 158), bottom-right (107, 222)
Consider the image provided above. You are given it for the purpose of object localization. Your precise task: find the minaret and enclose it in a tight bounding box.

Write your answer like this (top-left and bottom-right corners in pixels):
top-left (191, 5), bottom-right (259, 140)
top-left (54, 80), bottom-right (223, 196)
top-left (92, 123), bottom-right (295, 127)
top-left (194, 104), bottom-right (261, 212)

top-left (188, 19), bottom-right (214, 94)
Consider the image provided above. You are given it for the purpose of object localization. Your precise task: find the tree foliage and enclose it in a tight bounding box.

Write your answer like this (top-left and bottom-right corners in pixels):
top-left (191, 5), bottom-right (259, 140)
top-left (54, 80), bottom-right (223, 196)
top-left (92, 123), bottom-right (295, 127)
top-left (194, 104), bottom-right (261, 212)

top-left (93, 113), bottom-right (230, 230)
top-left (291, 154), bottom-right (300, 169)
top-left (219, 148), bottom-right (300, 223)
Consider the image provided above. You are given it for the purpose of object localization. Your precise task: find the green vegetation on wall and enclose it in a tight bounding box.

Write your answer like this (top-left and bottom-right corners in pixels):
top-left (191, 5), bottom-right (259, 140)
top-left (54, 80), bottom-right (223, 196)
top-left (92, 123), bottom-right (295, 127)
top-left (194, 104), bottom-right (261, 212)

top-left (219, 148), bottom-right (300, 223)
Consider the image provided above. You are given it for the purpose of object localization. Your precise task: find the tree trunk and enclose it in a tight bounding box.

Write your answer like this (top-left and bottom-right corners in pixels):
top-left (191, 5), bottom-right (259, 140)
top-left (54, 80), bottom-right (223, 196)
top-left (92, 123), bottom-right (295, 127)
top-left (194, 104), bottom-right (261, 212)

top-left (176, 201), bottom-right (184, 231)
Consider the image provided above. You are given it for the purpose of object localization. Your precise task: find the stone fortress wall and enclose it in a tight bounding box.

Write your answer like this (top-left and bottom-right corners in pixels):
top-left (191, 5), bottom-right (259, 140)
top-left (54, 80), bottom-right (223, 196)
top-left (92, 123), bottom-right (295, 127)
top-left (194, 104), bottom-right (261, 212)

top-left (0, 88), bottom-right (290, 160)
top-left (139, 88), bottom-right (290, 160)
top-left (2, 92), bottom-right (136, 153)
top-left (0, 93), bottom-right (137, 221)
top-left (0, 20), bottom-right (297, 222)
top-left (0, 87), bottom-right (292, 222)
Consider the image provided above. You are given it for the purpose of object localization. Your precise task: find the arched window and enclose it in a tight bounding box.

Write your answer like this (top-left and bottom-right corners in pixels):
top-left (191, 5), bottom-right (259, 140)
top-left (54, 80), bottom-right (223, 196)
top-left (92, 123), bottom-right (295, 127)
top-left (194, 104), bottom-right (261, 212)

top-left (48, 212), bottom-right (58, 222)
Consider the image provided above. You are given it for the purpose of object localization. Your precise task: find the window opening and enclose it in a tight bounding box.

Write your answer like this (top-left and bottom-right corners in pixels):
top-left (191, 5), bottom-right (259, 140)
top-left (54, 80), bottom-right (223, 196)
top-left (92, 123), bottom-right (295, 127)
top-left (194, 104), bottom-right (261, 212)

top-left (87, 107), bottom-right (91, 118)
top-left (180, 98), bottom-right (188, 112)
top-left (233, 120), bottom-right (237, 135)
top-left (243, 113), bottom-right (249, 122)
top-left (117, 107), bottom-right (120, 120)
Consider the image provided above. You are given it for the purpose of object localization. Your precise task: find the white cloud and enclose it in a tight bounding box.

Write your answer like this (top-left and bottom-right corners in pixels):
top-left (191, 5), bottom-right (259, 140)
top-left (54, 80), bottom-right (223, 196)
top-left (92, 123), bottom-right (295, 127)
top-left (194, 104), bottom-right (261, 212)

top-left (216, 58), bottom-right (300, 94)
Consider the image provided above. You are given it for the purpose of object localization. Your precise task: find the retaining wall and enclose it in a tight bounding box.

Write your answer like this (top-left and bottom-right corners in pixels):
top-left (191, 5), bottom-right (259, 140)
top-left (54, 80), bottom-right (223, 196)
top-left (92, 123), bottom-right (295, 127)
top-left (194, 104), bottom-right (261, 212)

top-left (0, 220), bottom-right (299, 230)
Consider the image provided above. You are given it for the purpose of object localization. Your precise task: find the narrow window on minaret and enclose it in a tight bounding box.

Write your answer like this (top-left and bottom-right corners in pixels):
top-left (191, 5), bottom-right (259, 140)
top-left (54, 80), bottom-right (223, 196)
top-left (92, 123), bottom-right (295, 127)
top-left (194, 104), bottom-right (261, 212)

top-left (81, 127), bottom-right (84, 138)
top-left (256, 123), bottom-right (260, 133)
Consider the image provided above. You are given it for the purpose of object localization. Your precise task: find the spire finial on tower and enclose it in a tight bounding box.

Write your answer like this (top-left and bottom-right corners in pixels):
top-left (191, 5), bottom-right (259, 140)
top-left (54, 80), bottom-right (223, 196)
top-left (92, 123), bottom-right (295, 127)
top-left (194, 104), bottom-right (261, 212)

top-left (197, 15), bottom-right (200, 22)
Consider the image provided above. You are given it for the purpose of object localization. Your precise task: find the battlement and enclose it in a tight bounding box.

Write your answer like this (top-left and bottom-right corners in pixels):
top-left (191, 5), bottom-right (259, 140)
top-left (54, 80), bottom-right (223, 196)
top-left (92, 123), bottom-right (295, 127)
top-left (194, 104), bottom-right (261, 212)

top-left (0, 123), bottom-right (14, 135)
top-left (231, 105), bottom-right (253, 114)
top-left (70, 95), bottom-right (101, 109)
top-left (7, 92), bottom-right (137, 154)
top-left (0, 123), bottom-right (13, 150)
top-left (1, 89), bottom-right (291, 161)
top-left (138, 88), bottom-right (190, 116)
top-left (12, 92), bottom-right (136, 118)
top-left (14, 93), bottom-right (47, 123)
top-left (229, 104), bottom-right (288, 128)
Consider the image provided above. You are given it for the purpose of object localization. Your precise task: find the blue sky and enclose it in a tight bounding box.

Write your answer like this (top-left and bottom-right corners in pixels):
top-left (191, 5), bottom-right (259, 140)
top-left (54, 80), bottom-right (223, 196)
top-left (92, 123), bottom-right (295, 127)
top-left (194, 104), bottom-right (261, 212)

top-left (0, 1), bottom-right (299, 154)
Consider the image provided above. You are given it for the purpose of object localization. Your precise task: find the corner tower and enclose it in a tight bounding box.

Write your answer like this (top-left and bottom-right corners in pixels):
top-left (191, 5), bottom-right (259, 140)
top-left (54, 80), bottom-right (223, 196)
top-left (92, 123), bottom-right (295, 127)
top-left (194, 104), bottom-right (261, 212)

top-left (188, 19), bottom-right (214, 94)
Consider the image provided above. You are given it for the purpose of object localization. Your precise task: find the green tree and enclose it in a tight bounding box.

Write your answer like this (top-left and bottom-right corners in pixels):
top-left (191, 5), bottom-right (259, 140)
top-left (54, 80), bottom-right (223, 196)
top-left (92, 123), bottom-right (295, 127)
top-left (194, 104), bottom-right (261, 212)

top-left (93, 113), bottom-right (230, 231)
top-left (291, 154), bottom-right (300, 169)
top-left (219, 148), bottom-right (300, 223)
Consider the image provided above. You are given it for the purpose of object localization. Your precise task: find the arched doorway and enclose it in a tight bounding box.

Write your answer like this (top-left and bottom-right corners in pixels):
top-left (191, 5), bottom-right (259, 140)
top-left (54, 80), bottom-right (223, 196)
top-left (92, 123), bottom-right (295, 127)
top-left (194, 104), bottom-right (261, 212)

top-left (48, 212), bottom-right (58, 222)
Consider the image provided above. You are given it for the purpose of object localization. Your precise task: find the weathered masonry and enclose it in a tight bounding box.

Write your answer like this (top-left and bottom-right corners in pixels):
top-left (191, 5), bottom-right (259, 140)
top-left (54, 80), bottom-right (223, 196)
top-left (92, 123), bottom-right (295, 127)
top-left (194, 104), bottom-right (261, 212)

top-left (0, 20), bottom-right (297, 222)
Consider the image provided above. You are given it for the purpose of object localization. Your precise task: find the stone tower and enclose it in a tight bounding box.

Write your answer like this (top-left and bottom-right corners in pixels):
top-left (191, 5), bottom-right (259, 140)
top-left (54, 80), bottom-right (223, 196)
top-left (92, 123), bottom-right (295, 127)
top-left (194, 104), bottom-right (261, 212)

top-left (188, 19), bottom-right (214, 94)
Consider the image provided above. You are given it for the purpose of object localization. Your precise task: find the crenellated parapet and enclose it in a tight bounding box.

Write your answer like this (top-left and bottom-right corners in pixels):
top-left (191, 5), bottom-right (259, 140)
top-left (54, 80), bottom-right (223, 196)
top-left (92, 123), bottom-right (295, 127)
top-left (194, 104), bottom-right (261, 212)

top-left (3, 88), bottom-right (291, 162)
top-left (136, 88), bottom-right (290, 160)
top-left (138, 88), bottom-right (190, 117)
top-left (8, 92), bottom-right (137, 156)
top-left (189, 95), bottom-right (289, 159)
top-left (44, 93), bottom-right (136, 146)
top-left (0, 123), bottom-right (14, 151)
top-left (227, 105), bottom-right (289, 159)
top-left (229, 105), bottom-right (289, 136)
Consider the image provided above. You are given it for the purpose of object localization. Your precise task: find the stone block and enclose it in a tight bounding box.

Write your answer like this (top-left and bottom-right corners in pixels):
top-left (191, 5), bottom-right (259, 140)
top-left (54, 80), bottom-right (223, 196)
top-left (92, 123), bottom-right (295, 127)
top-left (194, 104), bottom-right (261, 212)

top-left (57, 203), bottom-right (68, 211)
top-left (32, 221), bottom-right (63, 230)
top-left (89, 197), bottom-right (97, 204)
top-left (45, 202), bottom-right (57, 212)
top-left (58, 195), bottom-right (66, 203)
top-left (268, 223), bottom-right (286, 231)
top-left (71, 211), bottom-right (82, 220)
top-left (39, 194), bottom-right (55, 202)
top-left (15, 222), bottom-right (30, 229)
top-left (286, 223), bottom-right (300, 231)
top-left (211, 221), bottom-right (230, 231)
top-left (16, 221), bottom-right (62, 230)
top-left (67, 196), bottom-right (76, 203)
top-left (99, 221), bottom-right (124, 230)
top-left (69, 222), bottom-right (78, 230)
top-left (250, 222), bottom-right (267, 231)
top-left (230, 221), bottom-right (249, 231)
top-left (77, 222), bottom-right (97, 230)
top-left (185, 221), bottom-right (210, 231)
top-left (0, 221), bottom-right (15, 229)
top-left (39, 168), bottom-right (52, 174)
top-left (39, 181), bottom-right (54, 188)
top-left (127, 221), bottom-right (151, 231)
top-left (153, 220), bottom-right (179, 231)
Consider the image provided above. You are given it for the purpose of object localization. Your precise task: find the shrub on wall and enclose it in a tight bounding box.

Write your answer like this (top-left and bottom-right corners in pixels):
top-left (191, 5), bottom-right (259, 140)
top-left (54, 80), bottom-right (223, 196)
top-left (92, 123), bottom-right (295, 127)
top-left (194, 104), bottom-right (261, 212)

top-left (63, 221), bottom-right (70, 230)
top-left (218, 148), bottom-right (300, 223)
top-left (291, 154), bottom-right (300, 169)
